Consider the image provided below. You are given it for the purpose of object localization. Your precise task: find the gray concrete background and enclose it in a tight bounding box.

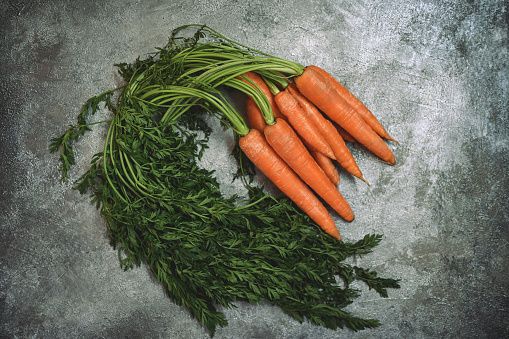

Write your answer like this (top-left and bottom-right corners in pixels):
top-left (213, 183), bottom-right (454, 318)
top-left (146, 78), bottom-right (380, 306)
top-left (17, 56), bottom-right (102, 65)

top-left (1, 0), bottom-right (508, 338)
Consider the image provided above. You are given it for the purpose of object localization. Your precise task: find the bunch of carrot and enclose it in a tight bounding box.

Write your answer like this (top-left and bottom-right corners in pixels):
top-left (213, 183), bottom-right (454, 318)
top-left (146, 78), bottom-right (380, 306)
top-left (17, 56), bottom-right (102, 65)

top-left (118, 25), bottom-right (398, 241)
top-left (237, 67), bottom-right (397, 241)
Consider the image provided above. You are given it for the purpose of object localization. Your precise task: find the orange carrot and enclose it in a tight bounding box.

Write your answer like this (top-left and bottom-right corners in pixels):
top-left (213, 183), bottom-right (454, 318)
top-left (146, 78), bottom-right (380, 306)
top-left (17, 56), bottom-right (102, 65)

top-left (334, 123), bottom-right (356, 143)
top-left (286, 83), bottom-right (369, 185)
top-left (264, 118), bottom-right (354, 222)
top-left (294, 68), bottom-right (396, 165)
top-left (310, 150), bottom-right (340, 186)
top-left (307, 65), bottom-right (398, 143)
top-left (298, 137), bottom-right (337, 185)
top-left (239, 71), bottom-right (285, 120)
top-left (245, 96), bottom-right (266, 133)
top-left (239, 129), bottom-right (341, 240)
top-left (274, 90), bottom-right (336, 160)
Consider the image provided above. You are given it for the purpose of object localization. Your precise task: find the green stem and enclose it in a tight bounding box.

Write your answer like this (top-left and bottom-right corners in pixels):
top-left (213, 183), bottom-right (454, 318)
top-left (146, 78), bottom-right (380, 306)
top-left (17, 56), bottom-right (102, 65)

top-left (225, 77), bottom-right (274, 126)
top-left (78, 119), bottom-right (112, 128)
top-left (140, 86), bottom-right (249, 136)
top-left (103, 117), bottom-right (128, 205)
top-left (263, 78), bottom-right (281, 96)
top-left (235, 194), bottom-right (276, 211)
top-left (259, 71), bottom-right (291, 90)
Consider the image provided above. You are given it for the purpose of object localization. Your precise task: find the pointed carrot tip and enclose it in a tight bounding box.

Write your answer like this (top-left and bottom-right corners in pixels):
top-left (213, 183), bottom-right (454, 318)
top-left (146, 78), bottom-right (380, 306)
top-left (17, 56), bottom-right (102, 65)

top-left (386, 154), bottom-right (397, 166)
top-left (387, 136), bottom-right (399, 144)
top-left (330, 230), bottom-right (341, 241)
top-left (358, 175), bottom-right (370, 186)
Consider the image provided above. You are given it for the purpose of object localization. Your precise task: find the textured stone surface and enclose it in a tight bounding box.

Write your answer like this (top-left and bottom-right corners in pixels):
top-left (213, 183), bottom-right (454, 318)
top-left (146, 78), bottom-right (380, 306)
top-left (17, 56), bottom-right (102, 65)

top-left (1, 0), bottom-right (508, 338)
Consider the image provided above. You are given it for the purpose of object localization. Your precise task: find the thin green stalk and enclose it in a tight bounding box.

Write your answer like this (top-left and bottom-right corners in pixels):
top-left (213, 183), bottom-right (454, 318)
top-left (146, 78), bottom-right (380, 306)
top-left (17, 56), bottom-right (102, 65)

top-left (235, 194), bottom-right (276, 211)
top-left (103, 118), bottom-right (128, 205)
top-left (188, 58), bottom-right (303, 87)
top-left (141, 86), bottom-right (249, 135)
top-left (263, 77), bottom-right (281, 96)
top-left (120, 151), bottom-right (151, 193)
top-left (225, 77), bottom-right (274, 126)
top-left (258, 70), bottom-right (291, 90)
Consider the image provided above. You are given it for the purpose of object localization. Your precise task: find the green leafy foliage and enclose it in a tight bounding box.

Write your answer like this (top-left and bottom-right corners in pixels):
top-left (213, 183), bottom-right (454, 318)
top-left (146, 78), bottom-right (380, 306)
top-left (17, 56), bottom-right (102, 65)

top-left (49, 89), bottom-right (117, 181)
top-left (50, 25), bottom-right (400, 336)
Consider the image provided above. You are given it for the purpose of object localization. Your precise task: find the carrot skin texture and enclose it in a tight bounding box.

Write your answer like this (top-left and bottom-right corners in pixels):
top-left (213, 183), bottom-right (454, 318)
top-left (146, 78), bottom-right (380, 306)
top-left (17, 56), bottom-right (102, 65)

top-left (310, 150), bottom-right (340, 186)
top-left (240, 71), bottom-right (285, 121)
top-left (264, 119), bottom-right (354, 222)
top-left (295, 68), bottom-right (396, 165)
top-left (239, 129), bottom-right (341, 240)
top-left (286, 83), bottom-right (368, 184)
top-left (298, 137), bottom-right (332, 183)
top-left (334, 123), bottom-right (356, 143)
top-left (245, 97), bottom-right (267, 134)
top-left (275, 90), bottom-right (336, 160)
top-left (307, 65), bottom-right (398, 143)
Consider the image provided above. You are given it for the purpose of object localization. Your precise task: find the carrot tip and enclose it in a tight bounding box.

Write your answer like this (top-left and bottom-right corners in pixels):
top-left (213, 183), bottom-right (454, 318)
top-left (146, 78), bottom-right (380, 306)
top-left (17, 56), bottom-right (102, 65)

top-left (386, 136), bottom-right (399, 144)
top-left (328, 230), bottom-right (341, 241)
top-left (358, 175), bottom-right (370, 186)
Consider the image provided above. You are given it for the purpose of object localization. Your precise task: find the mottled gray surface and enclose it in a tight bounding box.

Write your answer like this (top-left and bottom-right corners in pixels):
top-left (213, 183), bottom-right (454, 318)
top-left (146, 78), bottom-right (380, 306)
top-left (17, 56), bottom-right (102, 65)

top-left (1, 0), bottom-right (508, 338)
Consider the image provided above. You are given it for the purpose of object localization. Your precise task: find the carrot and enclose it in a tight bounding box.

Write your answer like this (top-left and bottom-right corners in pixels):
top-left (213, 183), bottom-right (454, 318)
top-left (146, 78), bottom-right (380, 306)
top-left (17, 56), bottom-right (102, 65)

top-left (245, 96), bottom-right (267, 133)
top-left (294, 68), bottom-right (396, 165)
top-left (307, 65), bottom-right (398, 143)
top-left (239, 128), bottom-right (341, 240)
top-left (264, 118), bottom-right (354, 222)
top-left (239, 71), bottom-right (286, 120)
top-left (334, 123), bottom-right (356, 143)
top-left (310, 150), bottom-right (340, 186)
top-left (274, 89), bottom-right (336, 160)
top-left (298, 137), bottom-right (338, 186)
top-left (286, 84), bottom-right (369, 185)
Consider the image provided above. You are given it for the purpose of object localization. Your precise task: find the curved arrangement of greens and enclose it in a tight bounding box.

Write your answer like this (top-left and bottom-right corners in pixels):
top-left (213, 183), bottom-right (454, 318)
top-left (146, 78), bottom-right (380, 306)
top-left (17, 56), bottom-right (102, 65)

top-left (50, 25), bottom-right (399, 336)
